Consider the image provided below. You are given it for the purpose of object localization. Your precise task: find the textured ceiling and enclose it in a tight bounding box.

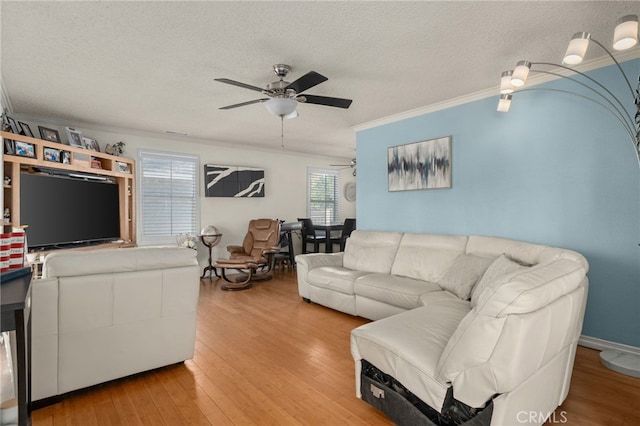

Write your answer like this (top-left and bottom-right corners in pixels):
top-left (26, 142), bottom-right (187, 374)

top-left (2, 1), bottom-right (639, 159)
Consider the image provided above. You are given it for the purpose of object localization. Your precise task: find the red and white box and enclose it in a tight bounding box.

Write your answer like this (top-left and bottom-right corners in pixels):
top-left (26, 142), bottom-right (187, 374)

top-left (0, 232), bottom-right (10, 272)
top-left (8, 230), bottom-right (25, 269)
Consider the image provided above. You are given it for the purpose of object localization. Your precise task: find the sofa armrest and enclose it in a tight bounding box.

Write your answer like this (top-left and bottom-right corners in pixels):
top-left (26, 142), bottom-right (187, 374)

top-left (295, 253), bottom-right (345, 300)
top-left (295, 252), bottom-right (344, 271)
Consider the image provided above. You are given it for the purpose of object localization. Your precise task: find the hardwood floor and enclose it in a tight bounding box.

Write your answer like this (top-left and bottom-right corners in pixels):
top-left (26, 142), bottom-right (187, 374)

top-left (32, 270), bottom-right (640, 425)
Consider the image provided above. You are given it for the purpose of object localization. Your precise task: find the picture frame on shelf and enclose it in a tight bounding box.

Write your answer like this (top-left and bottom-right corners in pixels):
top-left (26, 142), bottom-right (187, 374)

top-left (44, 147), bottom-right (61, 162)
top-left (6, 116), bottom-right (19, 133)
top-left (90, 158), bottom-right (102, 169)
top-left (66, 127), bottom-right (84, 148)
top-left (62, 151), bottom-right (71, 164)
top-left (38, 126), bottom-right (61, 143)
top-left (83, 137), bottom-right (100, 152)
top-left (18, 121), bottom-right (34, 137)
top-left (4, 139), bottom-right (15, 155)
top-left (14, 141), bottom-right (35, 158)
top-left (116, 161), bottom-right (130, 173)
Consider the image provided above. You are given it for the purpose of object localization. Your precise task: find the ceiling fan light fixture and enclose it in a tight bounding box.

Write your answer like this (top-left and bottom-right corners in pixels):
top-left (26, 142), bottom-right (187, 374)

top-left (265, 97), bottom-right (297, 117)
top-left (284, 110), bottom-right (298, 120)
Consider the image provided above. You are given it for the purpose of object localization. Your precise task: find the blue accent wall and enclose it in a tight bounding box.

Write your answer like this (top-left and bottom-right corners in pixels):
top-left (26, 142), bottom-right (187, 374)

top-left (356, 59), bottom-right (640, 347)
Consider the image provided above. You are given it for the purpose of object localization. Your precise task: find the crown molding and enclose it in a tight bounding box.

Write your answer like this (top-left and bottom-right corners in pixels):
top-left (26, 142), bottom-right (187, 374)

top-left (353, 49), bottom-right (640, 133)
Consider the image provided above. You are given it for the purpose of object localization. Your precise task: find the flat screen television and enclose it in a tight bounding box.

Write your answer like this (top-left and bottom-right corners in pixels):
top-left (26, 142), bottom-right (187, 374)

top-left (20, 172), bottom-right (121, 249)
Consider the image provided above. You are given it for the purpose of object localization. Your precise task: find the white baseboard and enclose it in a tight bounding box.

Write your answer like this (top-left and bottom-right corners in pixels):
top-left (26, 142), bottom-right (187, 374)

top-left (579, 335), bottom-right (640, 356)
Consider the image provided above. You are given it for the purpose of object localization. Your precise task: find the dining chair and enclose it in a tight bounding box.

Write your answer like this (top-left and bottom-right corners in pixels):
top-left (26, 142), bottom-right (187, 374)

top-left (297, 218), bottom-right (327, 253)
top-left (329, 218), bottom-right (356, 252)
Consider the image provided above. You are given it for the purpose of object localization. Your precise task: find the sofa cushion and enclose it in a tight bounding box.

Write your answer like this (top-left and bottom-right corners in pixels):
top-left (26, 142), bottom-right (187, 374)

top-left (343, 231), bottom-right (403, 274)
top-left (439, 254), bottom-right (494, 300)
top-left (354, 273), bottom-right (442, 310)
top-left (475, 259), bottom-right (588, 317)
top-left (391, 233), bottom-right (467, 282)
top-left (351, 303), bottom-right (471, 412)
top-left (308, 266), bottom-right (370, 295)
top-left (465, 236), bottom-right (546, 267)
top-left (470, 254), bottom-right (529, 308)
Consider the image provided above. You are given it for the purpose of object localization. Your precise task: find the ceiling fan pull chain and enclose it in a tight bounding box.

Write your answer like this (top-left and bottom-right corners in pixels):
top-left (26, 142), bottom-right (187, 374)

top-left (280, 116), bottom-right (284, 149)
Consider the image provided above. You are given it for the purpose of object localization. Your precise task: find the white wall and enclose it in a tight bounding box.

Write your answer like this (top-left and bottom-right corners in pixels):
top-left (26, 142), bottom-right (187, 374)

top-left (11, 115), bottom-right (356, 267)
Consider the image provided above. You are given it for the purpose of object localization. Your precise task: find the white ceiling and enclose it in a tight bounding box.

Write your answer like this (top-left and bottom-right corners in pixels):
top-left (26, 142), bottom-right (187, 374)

top-left (2, 1), bottom-right (639, 160)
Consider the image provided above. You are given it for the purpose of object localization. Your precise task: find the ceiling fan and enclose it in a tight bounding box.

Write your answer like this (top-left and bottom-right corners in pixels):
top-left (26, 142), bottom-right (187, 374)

top-left (215, 64), bottom-right (353, 118)
top-left (331, 158), bottom-right (356, 176)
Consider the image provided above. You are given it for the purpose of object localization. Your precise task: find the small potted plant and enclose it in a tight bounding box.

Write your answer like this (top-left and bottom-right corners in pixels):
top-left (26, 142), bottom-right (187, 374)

top-left (113, 141), bottom-right (126, 156)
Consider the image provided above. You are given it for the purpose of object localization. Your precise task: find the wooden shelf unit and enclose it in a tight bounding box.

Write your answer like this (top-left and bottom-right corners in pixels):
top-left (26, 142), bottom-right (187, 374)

top-left (2, 131), bottom-right (136, 245)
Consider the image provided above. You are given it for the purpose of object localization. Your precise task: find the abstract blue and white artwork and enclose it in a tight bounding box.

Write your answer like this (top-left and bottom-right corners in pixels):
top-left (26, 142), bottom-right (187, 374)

top-left (387, 136), bottom-right (451, 191)
top-left (204, 164), bottom-right (265, 197)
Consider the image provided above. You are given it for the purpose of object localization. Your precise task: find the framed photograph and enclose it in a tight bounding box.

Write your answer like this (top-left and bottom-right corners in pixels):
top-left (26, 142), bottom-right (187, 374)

top-left (62, 151), bottom-right (71, 164)
top-left (388, 136), bottom-right (452, 191)
top-left (116, 161), bottom-right (130, 173)
top-left (4, 139), bottom-right (14, 155)
top-left (6, 116), bottom-right (19, 133)
top-left (44, 147), bottom-right (61, 162)
top-left (66, 127), bottom-right (84, 148)
top-left (18, 121), bottom-right (34, 137)
top-left (83, 137), bottom-right (100, 152)
top-left (38, 126), bottom-right (61, 143)
top-left (90, 158), bottom-right (102, 169)
top-left (14, 141), bottom-right (35, 158)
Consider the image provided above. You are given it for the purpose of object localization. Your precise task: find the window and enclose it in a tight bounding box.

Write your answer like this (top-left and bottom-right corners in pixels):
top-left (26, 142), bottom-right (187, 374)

top-left (137, 150), bottom-right (199, 245)
top-left (307, 168), bottom-right (339, 224)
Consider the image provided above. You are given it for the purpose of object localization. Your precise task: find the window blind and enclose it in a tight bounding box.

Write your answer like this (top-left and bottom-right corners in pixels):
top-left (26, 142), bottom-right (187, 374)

top-left (307, 168), bottom-right (339, 224)
top-left (138, 150), bottom-right (199, 245)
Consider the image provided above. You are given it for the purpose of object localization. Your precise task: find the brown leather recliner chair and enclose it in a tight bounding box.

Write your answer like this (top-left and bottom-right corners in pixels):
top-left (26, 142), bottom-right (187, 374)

top-left (215, 218), bottom-right (281, 290)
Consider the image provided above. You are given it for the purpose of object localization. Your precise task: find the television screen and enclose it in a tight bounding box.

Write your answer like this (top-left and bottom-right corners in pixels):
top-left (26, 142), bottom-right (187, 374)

top-left (20, 172), bottom-right (120, 249)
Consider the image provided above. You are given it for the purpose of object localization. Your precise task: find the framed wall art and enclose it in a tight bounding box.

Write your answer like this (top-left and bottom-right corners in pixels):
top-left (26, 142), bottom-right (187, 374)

top-left (204, 164), bottom-right (265, 197)
top-left (388, 136), bottom-right (452, 191)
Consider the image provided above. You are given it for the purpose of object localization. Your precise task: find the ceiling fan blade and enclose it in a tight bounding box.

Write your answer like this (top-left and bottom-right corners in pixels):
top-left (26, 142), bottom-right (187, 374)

top-left (214, 78), bottom-right (266, 93)
top-left (285, 71), bottom-right (328, 94)
top-left (219, 98), bottom-right (269, 110)
top-left (298, 94), bottom-right (352, 109)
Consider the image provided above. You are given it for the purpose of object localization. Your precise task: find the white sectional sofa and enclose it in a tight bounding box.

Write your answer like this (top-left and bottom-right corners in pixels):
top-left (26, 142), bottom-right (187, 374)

top-left (295, 230), bottom-right (589, 425)
top-left (31, 246), bottom-right (200, 402)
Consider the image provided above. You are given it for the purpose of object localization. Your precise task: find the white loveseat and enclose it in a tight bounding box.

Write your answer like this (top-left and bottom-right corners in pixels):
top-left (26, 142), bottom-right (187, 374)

top-left (295, 230), bottom-right (589, 425)
top-left (31, 246), bottom-right (200, 402)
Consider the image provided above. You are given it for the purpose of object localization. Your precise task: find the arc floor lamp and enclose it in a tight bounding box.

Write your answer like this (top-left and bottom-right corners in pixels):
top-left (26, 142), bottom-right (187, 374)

top-left (498, 15), bottom-right (640, 378)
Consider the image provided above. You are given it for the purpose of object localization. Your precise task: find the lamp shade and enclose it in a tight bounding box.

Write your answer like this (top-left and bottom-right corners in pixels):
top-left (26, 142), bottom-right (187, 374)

top-left (497, 94), bottom-right (512, 112)
top-left (500, 70), bottom-right (514, 94)
top-left (613, 15), bottom-right (638, 50)
top-left (563, 32), bottom-right (590, 65)
top-left (265, 97), bottom-right (297, 117)
top-left (511, 61), bottom-right (531, 87)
